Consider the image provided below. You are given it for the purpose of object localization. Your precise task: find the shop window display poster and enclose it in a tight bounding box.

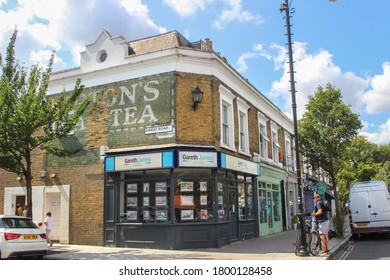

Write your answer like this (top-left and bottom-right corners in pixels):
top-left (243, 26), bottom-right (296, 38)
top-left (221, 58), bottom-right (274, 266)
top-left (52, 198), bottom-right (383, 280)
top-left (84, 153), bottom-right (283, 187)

top-left (156, 210), bottom-right (167, 220)
top-left (127, 210), bottom-right (137, 220)
top-left (156, 182), bottom-right (167, 192)
top-left (127, 183), bottom-right (137, 193)
top-left (143, 183), bottom-right (150, 193)
top-left (200, 181), bottom-right (207, 191)
top-left (180, 181), bottom-right (193, 192)
top-left (127, 197), bottom-right (137, 206)
top-left (181, 210), bottom-right (194, 220)
top-left (201, 209), bottom-right (208, 220)
top-left (156, 196), bottom-right (167, 206)
top-left (143, 210), bottom-right (150, 220)
top-left (181, 195), bottom-right (194, 206)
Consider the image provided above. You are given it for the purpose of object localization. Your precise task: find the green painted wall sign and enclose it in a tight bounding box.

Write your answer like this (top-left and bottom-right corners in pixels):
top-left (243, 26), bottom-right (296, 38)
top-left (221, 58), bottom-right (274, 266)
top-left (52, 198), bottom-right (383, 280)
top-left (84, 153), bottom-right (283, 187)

top-left (47, 73), bottom-right (176, 167)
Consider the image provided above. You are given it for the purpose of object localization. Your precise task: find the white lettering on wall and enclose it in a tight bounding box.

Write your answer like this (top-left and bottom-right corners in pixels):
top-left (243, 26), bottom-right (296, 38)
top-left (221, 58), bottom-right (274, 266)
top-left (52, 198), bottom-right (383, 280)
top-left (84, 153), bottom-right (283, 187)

top-left (143, 81), bottom-right (159, 101)
top-left (138, 105), bottom-right (158, 124)
top-left (68, 78), bottom-right (169, 133)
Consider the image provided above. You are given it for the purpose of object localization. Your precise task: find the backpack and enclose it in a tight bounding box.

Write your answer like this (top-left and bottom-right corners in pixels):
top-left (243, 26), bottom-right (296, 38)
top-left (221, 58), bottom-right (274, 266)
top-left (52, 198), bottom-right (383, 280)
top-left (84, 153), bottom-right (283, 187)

top-left (322, 200), bottom-right (330, 212)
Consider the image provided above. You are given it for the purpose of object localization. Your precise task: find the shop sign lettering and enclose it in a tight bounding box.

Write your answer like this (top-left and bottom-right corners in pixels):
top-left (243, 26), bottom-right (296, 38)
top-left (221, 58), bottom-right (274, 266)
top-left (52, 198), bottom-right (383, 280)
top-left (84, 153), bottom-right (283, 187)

top-left (179, 152), bottom-right (218, 167)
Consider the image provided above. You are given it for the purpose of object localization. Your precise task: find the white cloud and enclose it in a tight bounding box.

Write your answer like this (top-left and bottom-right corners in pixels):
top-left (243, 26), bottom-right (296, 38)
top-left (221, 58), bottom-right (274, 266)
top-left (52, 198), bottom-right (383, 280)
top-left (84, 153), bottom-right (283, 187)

top-left (163, 0), bottom-right (211, 17)
top-left (362, 62), bottom-right (390, 114)
top-left (268, 42), bottom-right (369, 118)
top-left (29, 49), bottom-right (65, 69)
top-left (213, 0), bottom-right (263, 30)
top-left (235, 43), bottom-right (285, 73)
top-left (236, 52), bottom-right (257, 72)
top-left (360, 118), bottom-right (390, 145)
top-left (0, 0), bottom-right (166, 70)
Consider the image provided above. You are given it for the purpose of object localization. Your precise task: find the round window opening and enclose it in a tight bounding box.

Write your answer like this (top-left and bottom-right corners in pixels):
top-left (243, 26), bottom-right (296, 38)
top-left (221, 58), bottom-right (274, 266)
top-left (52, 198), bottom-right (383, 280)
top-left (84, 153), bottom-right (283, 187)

top-left (98, 50), bottom-right (107, 63)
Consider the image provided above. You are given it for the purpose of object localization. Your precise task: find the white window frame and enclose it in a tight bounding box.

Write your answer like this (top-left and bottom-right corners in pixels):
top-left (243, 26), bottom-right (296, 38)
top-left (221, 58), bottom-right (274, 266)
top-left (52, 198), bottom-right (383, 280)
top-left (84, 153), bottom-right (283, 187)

top-left (285, 132), bottom-right (294, 171)
top-left (270, 121), bottom-right (280, 164)
top-left (257, 112), bottom-right (269, 159)
top-left (237, 98), bottom-right (250, 155)
top-left (219, 85), bottom-right (235, 151)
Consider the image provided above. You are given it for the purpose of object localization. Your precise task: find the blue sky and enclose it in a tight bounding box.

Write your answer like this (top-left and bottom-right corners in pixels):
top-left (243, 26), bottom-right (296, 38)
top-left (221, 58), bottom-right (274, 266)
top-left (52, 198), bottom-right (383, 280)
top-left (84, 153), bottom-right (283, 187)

top-left (1, 0), bottom-right (389, 144)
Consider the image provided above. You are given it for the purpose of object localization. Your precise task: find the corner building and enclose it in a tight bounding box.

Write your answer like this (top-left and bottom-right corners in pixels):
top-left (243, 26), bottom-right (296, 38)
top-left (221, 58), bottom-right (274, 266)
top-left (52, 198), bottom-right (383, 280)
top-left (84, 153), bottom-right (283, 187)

top-left (0, 30), bottom-right (298, 249)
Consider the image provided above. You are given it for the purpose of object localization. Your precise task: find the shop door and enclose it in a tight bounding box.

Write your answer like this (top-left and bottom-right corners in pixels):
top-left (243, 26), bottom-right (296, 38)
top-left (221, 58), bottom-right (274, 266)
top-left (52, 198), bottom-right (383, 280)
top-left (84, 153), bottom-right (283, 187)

top-left (259, 189), bottom-right (274, 236)
top-left (228, 188), bottom-right (239, 241)
top-left (266, 191), bottom-right (273, 229)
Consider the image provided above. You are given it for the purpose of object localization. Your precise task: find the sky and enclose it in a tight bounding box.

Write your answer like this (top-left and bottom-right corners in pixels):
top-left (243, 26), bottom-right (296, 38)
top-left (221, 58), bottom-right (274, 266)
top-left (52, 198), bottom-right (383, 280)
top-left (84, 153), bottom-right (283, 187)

top-left (1, 0), bottom-right (389, 145)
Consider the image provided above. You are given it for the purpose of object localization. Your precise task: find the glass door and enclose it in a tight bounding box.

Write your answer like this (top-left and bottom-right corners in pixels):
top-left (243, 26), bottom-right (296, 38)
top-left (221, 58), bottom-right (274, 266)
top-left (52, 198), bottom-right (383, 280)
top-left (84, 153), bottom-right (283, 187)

top-left (228, 187), bottom-right (239, 240)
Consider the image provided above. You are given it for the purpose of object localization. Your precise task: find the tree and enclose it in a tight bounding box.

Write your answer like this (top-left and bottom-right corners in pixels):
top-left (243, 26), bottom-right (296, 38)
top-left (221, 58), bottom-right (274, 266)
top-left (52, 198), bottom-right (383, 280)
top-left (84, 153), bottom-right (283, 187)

top-left (298, 83), bottom-right (362, 236)
top-left (373, 162), bottom-right (390, 189)
top-left (0, 29), bottom-right (91, 218)
top-left (337, 136), bottom-right (378, 201)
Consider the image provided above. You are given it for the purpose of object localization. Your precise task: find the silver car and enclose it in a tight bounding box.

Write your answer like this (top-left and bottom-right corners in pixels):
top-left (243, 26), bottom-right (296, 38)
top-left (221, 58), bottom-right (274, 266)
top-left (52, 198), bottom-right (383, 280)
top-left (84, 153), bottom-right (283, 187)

top-left (0, 215), bottom-right (48, 259)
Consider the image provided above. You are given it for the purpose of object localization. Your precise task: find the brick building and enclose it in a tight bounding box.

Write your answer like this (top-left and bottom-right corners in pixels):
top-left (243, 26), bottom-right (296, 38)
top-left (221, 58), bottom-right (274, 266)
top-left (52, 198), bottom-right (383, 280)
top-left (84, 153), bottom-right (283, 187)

top-left (0, 30), bottom-right (300, 249)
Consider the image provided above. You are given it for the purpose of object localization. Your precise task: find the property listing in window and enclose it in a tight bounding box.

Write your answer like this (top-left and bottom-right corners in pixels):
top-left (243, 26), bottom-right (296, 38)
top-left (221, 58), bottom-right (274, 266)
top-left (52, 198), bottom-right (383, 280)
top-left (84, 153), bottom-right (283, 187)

top-left (174, 169), bottom-right (214, 223)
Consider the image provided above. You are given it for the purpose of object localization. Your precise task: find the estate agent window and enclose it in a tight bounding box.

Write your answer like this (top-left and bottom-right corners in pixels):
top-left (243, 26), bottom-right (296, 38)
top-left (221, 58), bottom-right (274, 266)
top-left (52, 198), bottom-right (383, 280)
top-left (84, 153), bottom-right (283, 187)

top-left (173, 169), bottom-right (214, 223)
top-left (122, 169), bottom-right (171, 223)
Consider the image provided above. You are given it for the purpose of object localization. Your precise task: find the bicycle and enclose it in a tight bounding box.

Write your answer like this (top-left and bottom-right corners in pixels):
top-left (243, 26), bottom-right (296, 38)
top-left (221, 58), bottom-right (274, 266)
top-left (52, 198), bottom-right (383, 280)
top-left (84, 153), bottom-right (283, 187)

top-left (308, 218), bottom-right (322, 256)
top-left (293, 214), bottom-right (311, 256)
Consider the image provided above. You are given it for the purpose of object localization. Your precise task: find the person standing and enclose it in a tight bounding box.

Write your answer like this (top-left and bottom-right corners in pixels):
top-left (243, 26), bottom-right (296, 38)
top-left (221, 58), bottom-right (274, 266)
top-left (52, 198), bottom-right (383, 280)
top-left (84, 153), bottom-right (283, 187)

top-left (311, 194), bottom-right (329, 254)
top-left (22, 205), bottom-right (28, 217)
top-left (16, 204), bottom-right (23, 216)
top-left (44, 212), bottom-right (54, 246)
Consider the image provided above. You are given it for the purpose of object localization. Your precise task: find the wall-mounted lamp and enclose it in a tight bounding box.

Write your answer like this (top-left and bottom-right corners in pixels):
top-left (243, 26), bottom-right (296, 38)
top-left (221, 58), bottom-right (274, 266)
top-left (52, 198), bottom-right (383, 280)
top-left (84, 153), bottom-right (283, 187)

top-left (49, 173), bottom-right (57, 178)
top-left (39, 170), bottom-right (47, 178)
top-left (192, 86), bottom-right (203, 111)
top-left (16, 176), bottom-right (22, 181)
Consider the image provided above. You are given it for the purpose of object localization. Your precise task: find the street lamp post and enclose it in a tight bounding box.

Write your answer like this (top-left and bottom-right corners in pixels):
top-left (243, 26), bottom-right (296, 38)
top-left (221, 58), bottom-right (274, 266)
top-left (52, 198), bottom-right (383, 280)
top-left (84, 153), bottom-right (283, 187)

top-left (279, 0), bottom-right (308, 256)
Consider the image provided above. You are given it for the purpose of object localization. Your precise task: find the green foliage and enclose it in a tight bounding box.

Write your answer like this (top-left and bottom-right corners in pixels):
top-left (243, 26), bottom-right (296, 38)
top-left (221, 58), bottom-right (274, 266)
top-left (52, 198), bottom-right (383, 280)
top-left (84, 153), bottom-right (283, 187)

top-left (298, 83), bottom-right (362, 236)
top-left (0, 29), bottom-right (91, 217)
top-left (337, 136), bottom-right (378, 201)
top-left (373, 161), bottom-right (390, 190)
top-left (298, 84), bottom-right (362, 178)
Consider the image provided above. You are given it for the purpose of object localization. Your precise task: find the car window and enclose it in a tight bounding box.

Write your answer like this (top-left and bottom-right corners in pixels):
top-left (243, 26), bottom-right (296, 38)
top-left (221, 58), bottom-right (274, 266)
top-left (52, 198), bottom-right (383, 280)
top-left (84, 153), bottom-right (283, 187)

top-left (1, 218), bottom-right (39, 229)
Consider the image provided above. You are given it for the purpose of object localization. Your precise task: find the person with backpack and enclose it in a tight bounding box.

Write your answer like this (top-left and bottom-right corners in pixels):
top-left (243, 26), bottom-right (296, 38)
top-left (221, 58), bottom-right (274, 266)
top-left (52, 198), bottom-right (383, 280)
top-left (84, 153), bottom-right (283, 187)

top-left (311, 193), bottom-right (329, 254)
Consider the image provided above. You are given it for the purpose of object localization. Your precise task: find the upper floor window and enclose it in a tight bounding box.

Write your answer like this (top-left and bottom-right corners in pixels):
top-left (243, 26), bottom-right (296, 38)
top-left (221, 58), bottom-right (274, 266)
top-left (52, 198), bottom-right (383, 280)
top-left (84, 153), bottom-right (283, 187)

top-left (270, 121), bottom-right (280, 163)
top-left (285, 133), bottom-right (294, 170)
top-left (222, 104), bottom-right (230, 146)
top-left (237, 98), bottom-right (250, 155)
top-left (219, 85), bottom-right (235, 151)
top-left (258, 112), bottom-right (269, 159)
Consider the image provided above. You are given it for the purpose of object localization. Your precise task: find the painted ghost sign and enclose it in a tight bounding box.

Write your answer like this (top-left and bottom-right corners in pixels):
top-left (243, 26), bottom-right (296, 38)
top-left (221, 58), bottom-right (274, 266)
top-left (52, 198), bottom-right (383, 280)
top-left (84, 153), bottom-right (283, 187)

top-left (87, 73), bottom-right (175, 148)
top-left (47, 73), bottom-right (176, 167)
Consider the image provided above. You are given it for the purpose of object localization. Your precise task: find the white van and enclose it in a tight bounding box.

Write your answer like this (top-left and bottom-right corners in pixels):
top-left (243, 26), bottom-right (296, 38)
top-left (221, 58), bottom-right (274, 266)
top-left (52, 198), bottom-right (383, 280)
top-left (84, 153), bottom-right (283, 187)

top-left (349, 180), bottom-right (390, 238)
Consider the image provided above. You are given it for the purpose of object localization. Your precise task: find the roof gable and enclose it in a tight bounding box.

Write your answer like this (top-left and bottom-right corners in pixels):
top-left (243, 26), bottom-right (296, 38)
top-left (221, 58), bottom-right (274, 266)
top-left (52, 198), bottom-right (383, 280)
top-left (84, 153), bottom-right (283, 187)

top-left (80, 29), bottom-right (127, 72)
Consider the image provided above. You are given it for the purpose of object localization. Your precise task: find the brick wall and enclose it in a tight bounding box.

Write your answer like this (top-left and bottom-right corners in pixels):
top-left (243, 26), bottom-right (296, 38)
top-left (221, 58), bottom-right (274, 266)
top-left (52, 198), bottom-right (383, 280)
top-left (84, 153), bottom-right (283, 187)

top-left (0, 71), bottom-right (289, 246)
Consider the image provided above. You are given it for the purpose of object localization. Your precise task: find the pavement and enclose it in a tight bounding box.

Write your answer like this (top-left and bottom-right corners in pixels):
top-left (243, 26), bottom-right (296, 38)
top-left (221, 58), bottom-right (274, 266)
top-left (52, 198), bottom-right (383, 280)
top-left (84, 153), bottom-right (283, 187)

top-left (45, 220), bottom-right (351, 260)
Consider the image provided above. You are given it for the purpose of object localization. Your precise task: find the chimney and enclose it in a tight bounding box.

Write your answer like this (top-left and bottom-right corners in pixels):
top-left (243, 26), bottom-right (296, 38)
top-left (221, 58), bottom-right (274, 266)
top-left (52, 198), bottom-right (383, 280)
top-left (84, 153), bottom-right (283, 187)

top-left (205, 38), bottom-right (213, 50)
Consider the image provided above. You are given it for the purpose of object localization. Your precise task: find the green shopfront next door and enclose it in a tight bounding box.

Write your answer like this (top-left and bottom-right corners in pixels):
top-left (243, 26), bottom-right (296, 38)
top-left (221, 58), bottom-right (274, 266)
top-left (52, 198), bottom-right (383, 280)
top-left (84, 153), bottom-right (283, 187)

top-left (257, 164), bottom-right (285, 236)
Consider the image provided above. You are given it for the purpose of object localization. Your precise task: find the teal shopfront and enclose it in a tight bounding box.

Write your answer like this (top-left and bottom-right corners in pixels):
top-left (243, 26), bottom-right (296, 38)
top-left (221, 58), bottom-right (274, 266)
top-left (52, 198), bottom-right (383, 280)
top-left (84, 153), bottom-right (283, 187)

top-left (257, 164), bottom-right (286, 236)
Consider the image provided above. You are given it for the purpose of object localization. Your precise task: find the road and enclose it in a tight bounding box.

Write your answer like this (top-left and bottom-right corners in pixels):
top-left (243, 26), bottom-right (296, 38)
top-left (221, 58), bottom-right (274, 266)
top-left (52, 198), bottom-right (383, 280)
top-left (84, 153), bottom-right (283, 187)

top-left (335, 233), bottom-right (390, 260)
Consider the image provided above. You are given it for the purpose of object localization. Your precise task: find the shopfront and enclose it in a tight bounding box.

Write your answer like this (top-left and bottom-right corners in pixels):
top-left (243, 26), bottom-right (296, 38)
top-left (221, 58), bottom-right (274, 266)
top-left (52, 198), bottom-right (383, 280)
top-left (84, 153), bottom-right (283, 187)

top-left (257, 164), bottom-right (285, 236)
top-left (103, 148), bottom-right (260, 249)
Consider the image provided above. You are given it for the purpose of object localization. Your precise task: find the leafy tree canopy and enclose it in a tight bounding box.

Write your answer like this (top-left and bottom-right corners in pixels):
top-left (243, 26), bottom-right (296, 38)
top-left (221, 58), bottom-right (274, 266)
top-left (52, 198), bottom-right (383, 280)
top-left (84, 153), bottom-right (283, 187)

top-left (0, 29), bottom-right (91, 217)
top-left (298, 83), bottom-right (362, 180)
